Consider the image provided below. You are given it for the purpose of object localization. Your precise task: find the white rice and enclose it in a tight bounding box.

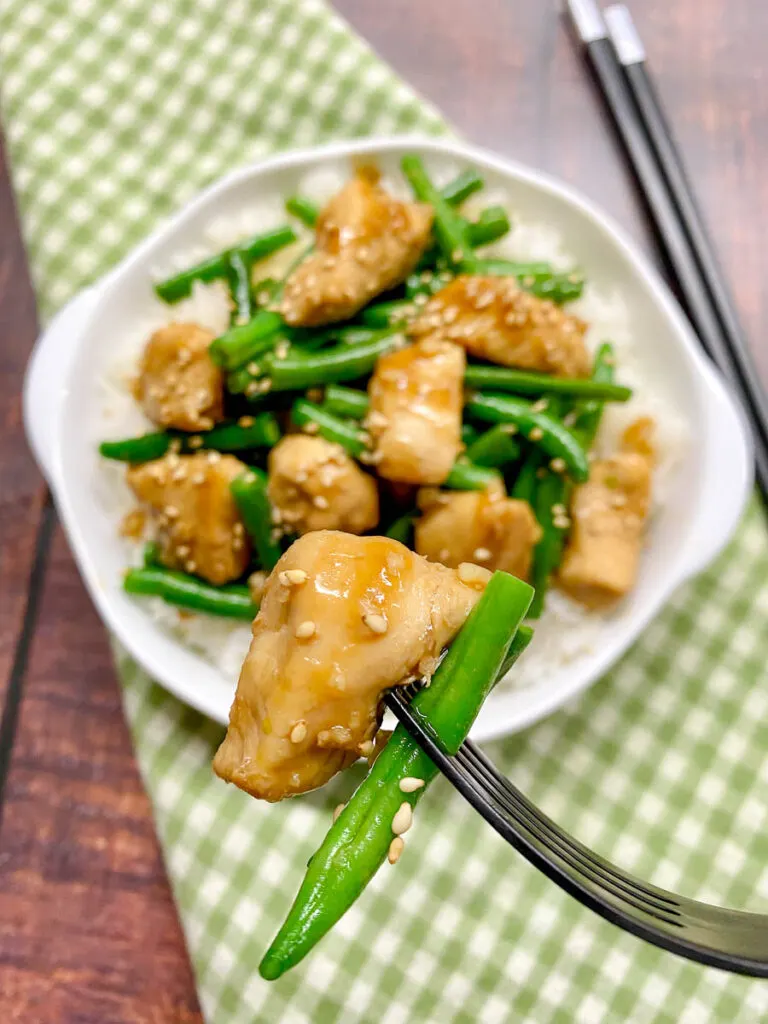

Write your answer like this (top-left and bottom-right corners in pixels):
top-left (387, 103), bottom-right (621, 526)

top-left (99, 162), bottom-right (688, 693)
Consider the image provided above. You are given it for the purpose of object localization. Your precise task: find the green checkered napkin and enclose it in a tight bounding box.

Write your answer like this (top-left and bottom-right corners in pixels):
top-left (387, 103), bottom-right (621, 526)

top-left (3, 1), bottom-right (768, 1020)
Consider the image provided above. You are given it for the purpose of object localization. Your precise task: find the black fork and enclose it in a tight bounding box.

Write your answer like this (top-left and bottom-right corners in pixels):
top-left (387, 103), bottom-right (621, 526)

top-left (385, 688), bottom-right (768, 977)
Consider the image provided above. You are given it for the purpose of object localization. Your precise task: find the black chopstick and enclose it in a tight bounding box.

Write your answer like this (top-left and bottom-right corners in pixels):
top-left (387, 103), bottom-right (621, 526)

top-left (564, 0), bottom-right (768, 505)
top-left (604, 4), bottom-right (768, 484)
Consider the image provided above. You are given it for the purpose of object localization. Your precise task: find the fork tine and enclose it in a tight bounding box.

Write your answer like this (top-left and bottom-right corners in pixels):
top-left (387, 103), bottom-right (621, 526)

top-left (456, 744), bottom-right (681, 923)
top-left (385, 688), bottom-right (768, 978)
top-left (460, 741), bottom-right (681, 912)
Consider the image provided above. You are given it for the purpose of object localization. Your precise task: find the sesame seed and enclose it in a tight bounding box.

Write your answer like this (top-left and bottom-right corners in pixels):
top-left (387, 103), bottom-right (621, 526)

top-left (295, 620), bottom-right (316, 639)
top-left (553, 515), bottom-right (571, 529)
top-left (169, 438), bottom-right (182, 454)
top-left (362, 612), bottom-right (388, 634)
top-left (247, 362), bottom-right (260, 375)
top-left (191, 472), bottom-right (205, 485)
top-left (501, 423), bottom-right (519, 436)
top-left (176, 544), bottom-right (190, 558)
top-left (399, 777), bottom-right (425, 793)
top-left (388, 837), bottom-right (405, 865)
top-left (529, 426), bottom-right (544, 442)
top-left (359, 740), bottom-right (375, 757)
top-left (165, 505), bottom-right (179, 519)
top-left (458, 562), bottom-right (491, 587)
top-left (303, 421), bottom-right (319, 435)
top-left (279, 569), bottom-right (308, 586)
top-left (366, 411), bottom-right (388, 430)
top-left (333, 803), bottom-right (345, 823)
top-left (451, 248), bottom-right (464, 262)
top-left (271, 506), bottom-right (283, 524)
top-left (563, 411), bottom-right (578, 427)
top-left (256, 289), bottom-right (272, 306)
top-left (207, 450), bottom-right (221, 464)
top-left (392, 802), bottom-right (413, 836)
top-left (473, 547), bottom-right (492, 562)
top-left (531, 399), bottom-right (549, 413)
top-left (413, 293), bottom-right (428, 307)
top-left (233, 522), bottom-right (245, 536)
top-left (238, 415), bottom-right (255, 428)
top-left (185, 560), bottom-right (197, 573)
top-left (246, 382), bottom-right (260, 398)
top-left (290, 721), bottom-right (307, 743)
top-left (313, 495), bottom-right (329, 509)
top-left (550, 457), bottom-right (567, 473)
top-left (274, 341), bottom-right (290, 360)
top-left (552, 503), bottom-right (567, 517)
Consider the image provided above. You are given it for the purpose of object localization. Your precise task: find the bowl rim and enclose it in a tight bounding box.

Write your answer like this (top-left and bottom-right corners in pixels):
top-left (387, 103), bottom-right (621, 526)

top-left (26, 134), bottom-right (753, 741)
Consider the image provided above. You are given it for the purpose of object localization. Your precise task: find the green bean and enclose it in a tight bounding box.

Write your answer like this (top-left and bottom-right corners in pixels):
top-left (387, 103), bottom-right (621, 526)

top-left (209, 309), bottom-right (283, 370)
top-left (525, 346), bottom-right (616, 616)
top-left (463, 365), bottom-right (631, 403)
top-left (259, 572), bottom-right (533, 980)
top-left (510, 451), bottom-right (542, 503)
top-left (230, 469), bottom-right (282, 571)
top-left (252, 277), bottom-right (281, 306)
top-left (291, 399), bottom-right (368, 458)
top-left (571, 342), bottom-right (616, 446)
top-left (361, 299), bottom-right (414, 328)
top-left (142, 541), bottom-right (162, 568)
top-left (466, 205), bottom-right (511, 247)
top-left (385, 513), bottom-right (415, 546)
top-left (99, 413), bottom-right (281, 463)
top-left (465, 393), bottom-right (590, 482)
top-left (401, 155), bottom-right (476, 267)
top-left (124, 567), bottom-right (257, 620)
top-left (467, 257), bottom-right (553, 279)
top-left (99, 432), bottom-right (173, 463)
top-left (210, 242), bottom-right (314, 370)
top-left (226, 249), bottom-right (252, 326)
top-left (154, 226), bottom-right (296, 303)
top-left (440, 168), bottom-right (485, 206)
top-left (467, 258), bottom-right (585, 304)
top-left (461, 423), bottom-right (480, 448)
top-left (444, 458), bottom-right (503, 491)
top-left (322, 384), bottom-right (370, 420)
top-left (285, 195), bottom-right (320, 228)
top-left (528, 471), bottom-right (570, 619)
top-left (466, 424), bottom-right (521, 468)
top-left (264, 331), bottom-right (402, 391)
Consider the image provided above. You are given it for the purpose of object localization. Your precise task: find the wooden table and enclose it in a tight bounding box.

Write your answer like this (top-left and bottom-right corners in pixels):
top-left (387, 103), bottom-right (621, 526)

top-left (0, 1), bottom-right (765, 1019)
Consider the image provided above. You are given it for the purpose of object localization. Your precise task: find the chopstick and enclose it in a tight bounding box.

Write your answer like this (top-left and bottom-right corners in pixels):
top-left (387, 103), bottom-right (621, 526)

top-left (564, 0), bottom-right (768, 505)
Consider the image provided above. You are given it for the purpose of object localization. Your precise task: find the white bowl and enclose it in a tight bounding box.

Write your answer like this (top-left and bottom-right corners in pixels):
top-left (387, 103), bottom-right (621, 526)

top-left (24, 136), bottom-right (752, 742)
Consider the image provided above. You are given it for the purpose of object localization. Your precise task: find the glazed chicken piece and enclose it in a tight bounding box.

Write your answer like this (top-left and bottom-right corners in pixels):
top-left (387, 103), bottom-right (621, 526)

top-left (366, 339), bottom-right (465, 485)
top-left (415, 483), bottom-right (542, 581)
top-left (281, 170), bottom-right (433, 327)
top-left (135, 322), bottom-right (224, 432)
top-left (212, 531), bottom-right (488, 801)
top-left (127, 451), bottom-right (250, 585)
top-left (409, 274), bottom-right (590, 378)
top-left (558, 417), bottom-right (655, 608)
top-left (267, 434), bottom-right (379, 535)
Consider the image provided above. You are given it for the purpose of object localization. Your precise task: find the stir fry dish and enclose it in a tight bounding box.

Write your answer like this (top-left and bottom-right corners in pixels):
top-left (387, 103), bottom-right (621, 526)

top-left (103, 155), bottom-right (654, 623)
top-left (98, 156), bottom-right (661, 974)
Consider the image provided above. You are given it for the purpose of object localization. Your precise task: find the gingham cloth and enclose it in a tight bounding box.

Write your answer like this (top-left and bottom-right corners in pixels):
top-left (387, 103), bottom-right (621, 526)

top-left (3, 1), bottom-right (768, 1020)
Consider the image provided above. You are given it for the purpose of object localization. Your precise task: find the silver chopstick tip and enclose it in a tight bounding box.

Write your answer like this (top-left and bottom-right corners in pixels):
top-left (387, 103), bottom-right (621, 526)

top-left (564, 0), bottom-right (608, 44)
top-left (604, 5), bottom-right (646, 65)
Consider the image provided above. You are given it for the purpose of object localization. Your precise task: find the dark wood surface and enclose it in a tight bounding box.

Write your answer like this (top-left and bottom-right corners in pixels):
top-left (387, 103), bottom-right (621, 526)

top-left (0, 2), bottom-right (765, 1020)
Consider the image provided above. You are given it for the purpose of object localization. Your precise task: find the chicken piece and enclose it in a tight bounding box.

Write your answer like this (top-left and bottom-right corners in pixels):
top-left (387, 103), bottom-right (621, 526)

top-left (281, 170), bottom-right (433, 326)
top-left (135, 322), bottom-right (224, 431)
top-left (366, 339), bottom-right (465, 485)
top-left (415, 484), bottom-right (542, 581)
top-left (558, 417), bottom-right (655, 608)
top-left (409, 274), bottom-right (590, 378)
top-left (212, 531), bottom-right (488, 801)
top-left (127, 451), bottom-right (250, 585)
top-left (268, 434), bottom-right (379, 536)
